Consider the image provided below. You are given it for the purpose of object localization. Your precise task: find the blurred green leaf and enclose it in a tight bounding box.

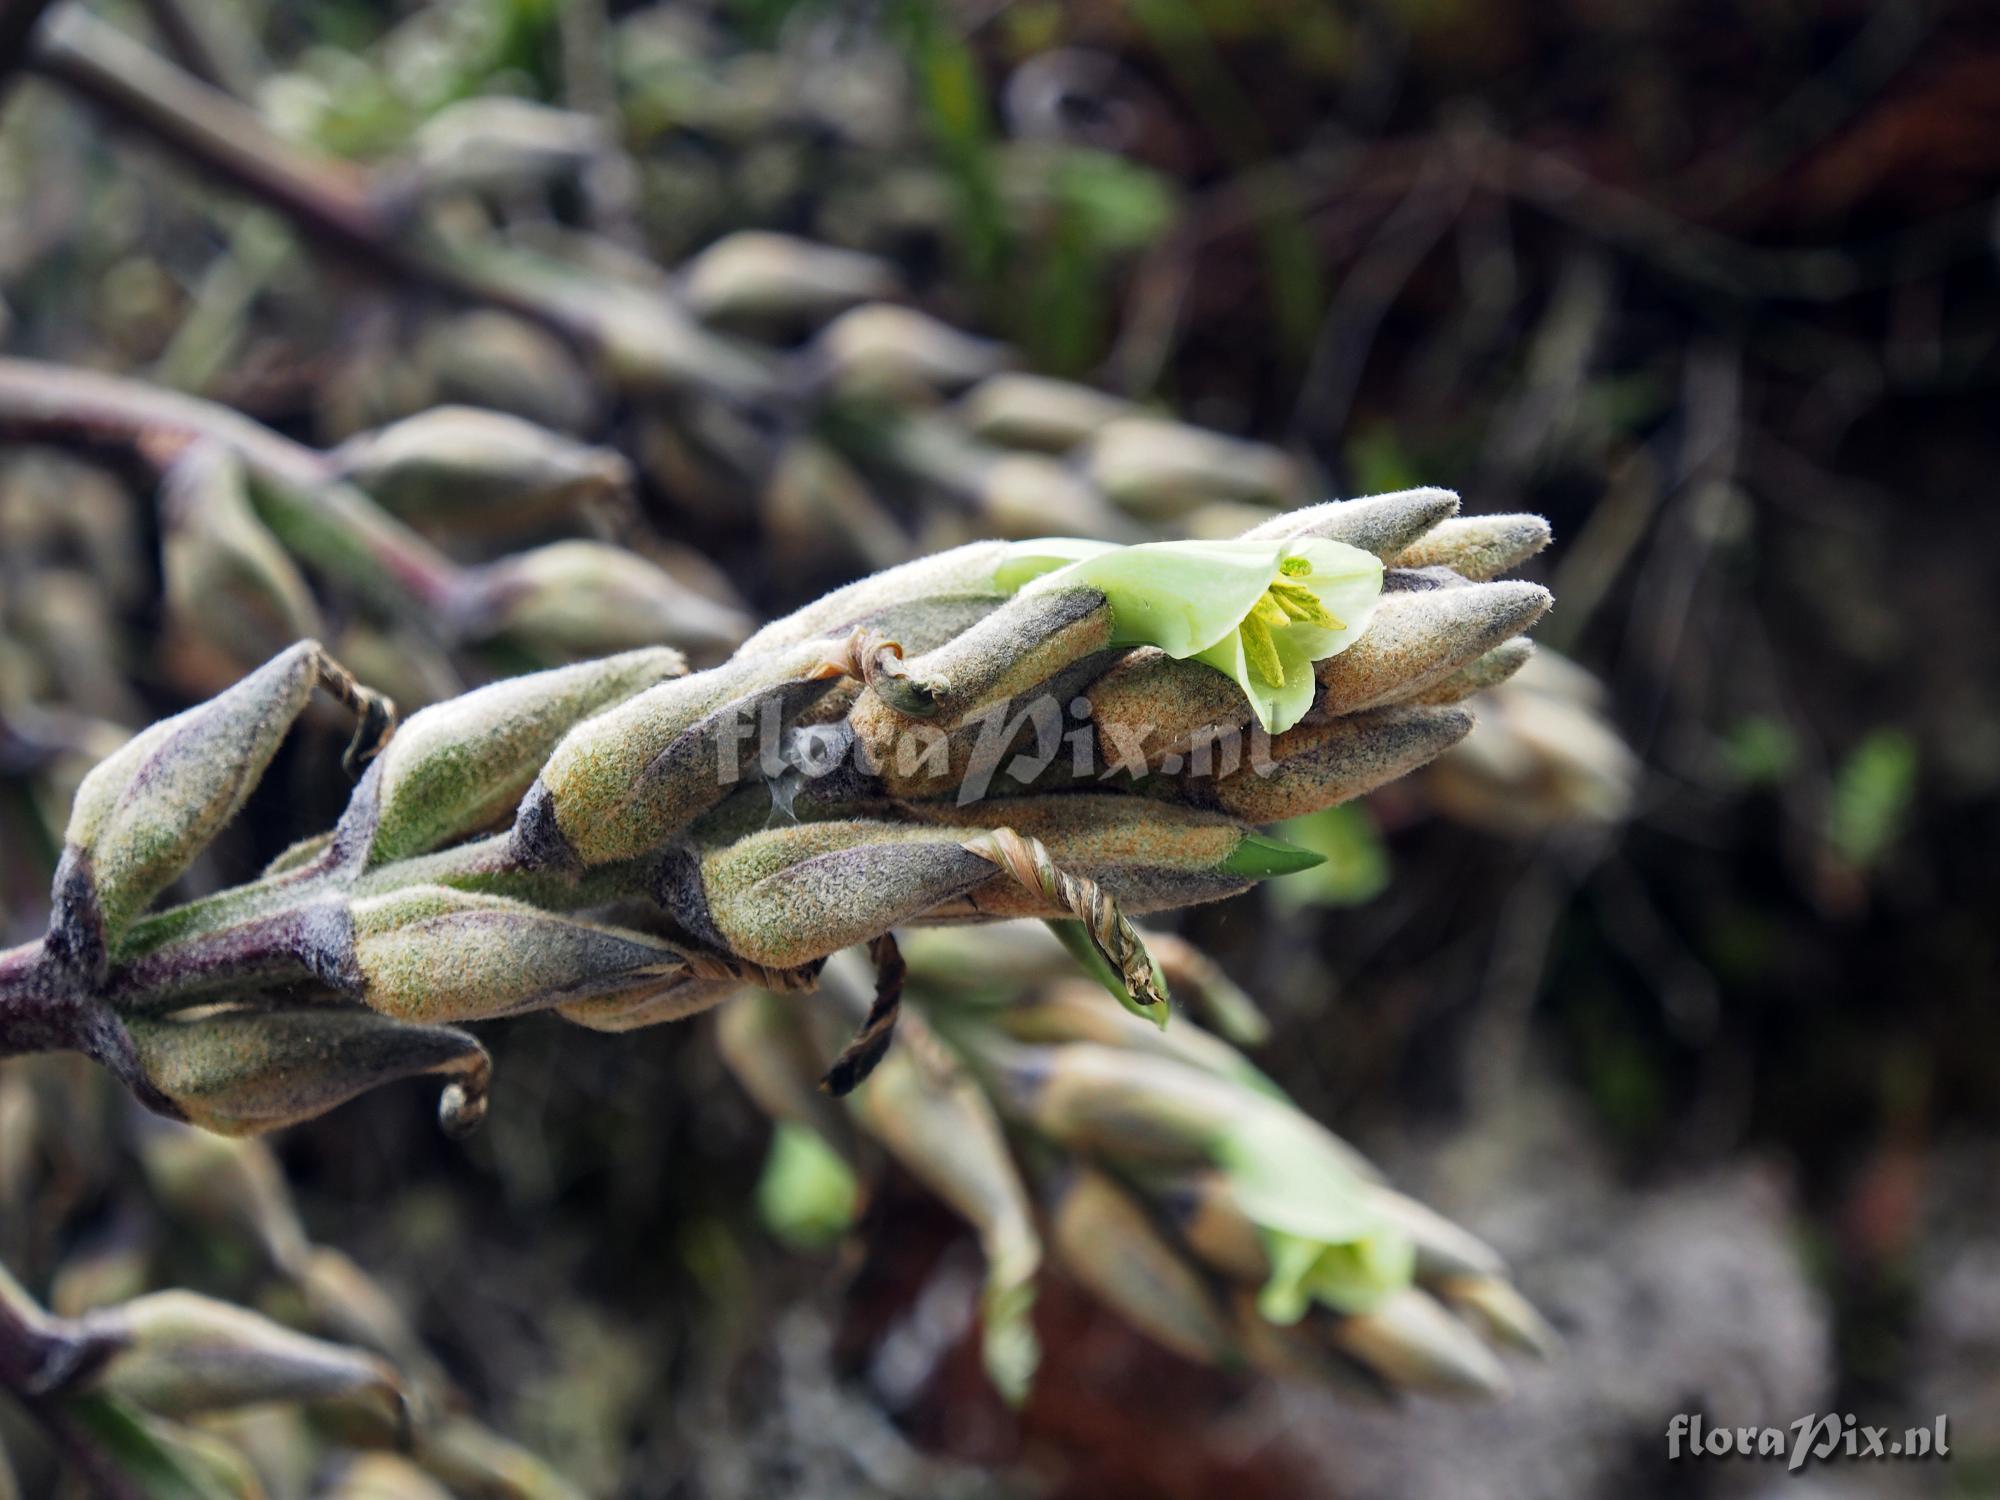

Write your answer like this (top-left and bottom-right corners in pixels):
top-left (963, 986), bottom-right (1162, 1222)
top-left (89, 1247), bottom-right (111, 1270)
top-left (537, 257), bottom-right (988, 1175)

top-left (755, 1121), bottom-right (859, 1250)
top-left (1828, 728), bottom-right (1917, 871)
top-left (1723, 715), bottom-right (1800, 786)
top-left (1271, 804), bottom-right (1391, 909)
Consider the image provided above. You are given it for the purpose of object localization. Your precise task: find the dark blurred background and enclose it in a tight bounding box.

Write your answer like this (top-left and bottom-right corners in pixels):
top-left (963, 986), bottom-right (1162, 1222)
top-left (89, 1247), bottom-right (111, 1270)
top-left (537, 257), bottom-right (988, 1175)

top-left (2, 1), bottom-right (1998, 1496)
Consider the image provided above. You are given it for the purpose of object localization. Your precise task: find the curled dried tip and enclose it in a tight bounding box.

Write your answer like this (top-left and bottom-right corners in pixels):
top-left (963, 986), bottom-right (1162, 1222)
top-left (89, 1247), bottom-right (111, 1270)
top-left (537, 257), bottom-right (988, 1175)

top-left (438, 1075), bottom-right (488, 1138)
top-left (963, 829), bottom-right (1166, 1013)
top-left (810, 627), bottom-right (911, 693)
top-left (819, 932), bottom-right (905, 1097)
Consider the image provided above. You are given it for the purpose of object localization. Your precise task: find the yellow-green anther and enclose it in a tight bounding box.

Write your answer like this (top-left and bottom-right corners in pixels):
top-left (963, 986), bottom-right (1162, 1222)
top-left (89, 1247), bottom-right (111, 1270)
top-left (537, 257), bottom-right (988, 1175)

top-left (330, 407), bottom-right (633, 538)
top-left (349, 647), bottom-right (684, 867)
top-left (1237, 609), bottom-right (1285, 687)
top-left (125, 1008), bottom-right (490, 1138)
top-left (350, 887), bottom-right (686, 1024)
top-left (994, 535), bottom-right (1384, 733)
top-left (81, 1290), bottom-right (406, 1423)
top-left (54, 641), bottom-right (389, 963)
top-left (1269, 579), bottom-right (1341, 627)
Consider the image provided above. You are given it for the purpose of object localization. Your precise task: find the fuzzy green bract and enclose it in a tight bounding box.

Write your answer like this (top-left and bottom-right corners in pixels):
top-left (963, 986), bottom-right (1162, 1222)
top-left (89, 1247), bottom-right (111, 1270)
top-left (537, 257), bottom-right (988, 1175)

top-left (995, 536), bottom-right (1384, 733)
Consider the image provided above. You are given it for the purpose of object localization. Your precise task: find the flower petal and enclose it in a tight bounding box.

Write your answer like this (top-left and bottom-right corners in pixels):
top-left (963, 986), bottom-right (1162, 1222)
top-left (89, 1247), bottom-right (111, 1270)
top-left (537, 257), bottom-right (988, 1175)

top-left (1003, 538), bottom-right (1287, 655)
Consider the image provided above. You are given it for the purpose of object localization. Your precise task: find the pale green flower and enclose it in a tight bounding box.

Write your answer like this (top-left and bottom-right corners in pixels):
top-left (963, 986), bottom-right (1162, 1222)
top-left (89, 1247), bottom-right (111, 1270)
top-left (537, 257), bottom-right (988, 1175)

top-left (994, 536), bottom-right (1384, 733)
top-left (1213, 1103), bottom-right (1416, 1323)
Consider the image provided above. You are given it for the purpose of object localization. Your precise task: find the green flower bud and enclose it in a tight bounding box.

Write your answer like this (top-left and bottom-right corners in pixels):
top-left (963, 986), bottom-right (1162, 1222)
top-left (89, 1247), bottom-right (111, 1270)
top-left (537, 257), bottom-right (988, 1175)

top-left (1083, 417), bottom-right (1303, 518)
top-left (417, 311), bottom-right (599, 435)
top-left (54, 642), bottom-right (390, 964)
top-left (134, 1122), bottom-right (311, 1276)
top-left (1322, 1286), bottom-right (1511, 1396)
top-left (956, 372), bottom-right (1135, 452)
top-left (1430, 1273), bottom-right (1560, 1358)
top-left (519, 649), bottom-right (843, 868)
top-left (689, 796), bottom-right (1277, 971)
top-left (991, 979), bottom-right (1275, 1094)
top-left (126, 1007), bottom-right (490, 1137)
top-left (344, 647), bottom-right (684, 868)
top-left (1044, 1166), bottom-right (1236, 1364)
top-left (83, 1290), bottom-right (406, 1423)
top-left (65, 1395), bottom-right (272, 1499)
top-left (350, 886), bottom-right (686, 1024)
top-left (812, 303), bottom-right (1007, 397)
top-left (325, 1454), bottom-right (455, 1500)
top-left (419, 1415), bottom-right (584, 1500)
top-left (1240, 488), bottom-right (1461, 559)
top-left (761, 439), bottom-right (908, 576)
top-left (841, 1012), bottom-right (1041, 1403)
top-left (1311, 582), bottom-right (1551, 717)
top-left (977, 453), bottom-right (1142, 542)
top-left (714, 988), bottom-right (862, 1165)
top-left (1185, 705), bottom-right (1474, 823)
top-left (1391, 512), bottom-right (1552, 580)
top-left (457, 540), bottom-right (752, 657)
top-left (681, 230), bottom-right (895, 329)
top-left (555, 974), bottom-right (741, 1033)
top-left (1405, 636), bottom-right (1535, 706)
top-left (160, 441), bottom-right (322, 673)
top-left (857, 584), bottom-right (1114, 724)
top-left (1422, 649), bottom-right (1636, 834)
top-left (405, 97), bottom-right (605, 196)
top-left (735, 540), bottom-right (1011, 656)
top-left (330, 407), bottom-right (633, 538)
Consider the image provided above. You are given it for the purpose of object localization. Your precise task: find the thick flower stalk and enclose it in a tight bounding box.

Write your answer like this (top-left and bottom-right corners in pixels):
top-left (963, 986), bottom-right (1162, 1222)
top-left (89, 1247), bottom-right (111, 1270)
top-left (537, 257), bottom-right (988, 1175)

top-left (0, 493), bottom-right (1551, 1138)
